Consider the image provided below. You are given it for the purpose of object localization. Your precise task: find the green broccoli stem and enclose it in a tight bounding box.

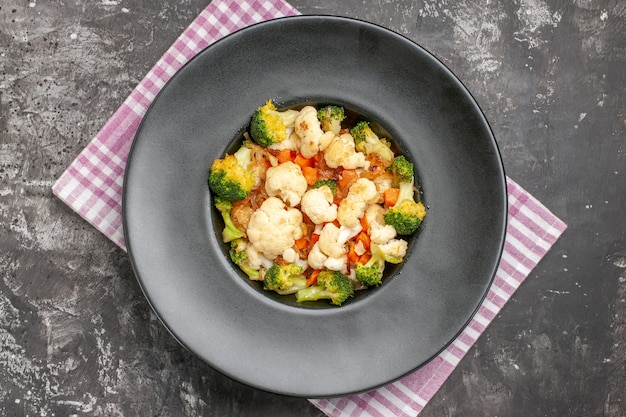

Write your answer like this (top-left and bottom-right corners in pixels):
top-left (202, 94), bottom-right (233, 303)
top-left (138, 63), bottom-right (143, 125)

top-left (236, 261), bottom-right (259, 279)
top-left (295, 270), bottom-right (354, 305)
top-left (351, 121), bottom-right (394, 162)
top-left (296, 286), bottom-right (330, 302)
top-left (274, 108), bottom-right (299, 126)
top-left (397, 178), bottom-right (415, 203)
top-left (229, 239), bottom-right (260, 280)
top-left (215, 198), bottom-right (245, 243)
top-left (273, 277), bottom-right (308, 295)
top-left (233, 144), bottom-right (253, 168)
top-left (221, 215), bottom-right (245, 243)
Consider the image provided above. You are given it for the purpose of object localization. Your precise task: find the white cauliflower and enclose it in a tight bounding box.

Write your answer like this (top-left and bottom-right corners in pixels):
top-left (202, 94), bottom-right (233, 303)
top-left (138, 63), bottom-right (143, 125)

top-left (349, 178), bottom-right (379, 204)
top-left (317, 223), bottom-right (345, 258)
top-left (282, 247), bottom-right (299, 263)
top-left (364, 204), bottom-right (397, 244)
top-left (337, 178), bottom-right (378, 228)
top-left (337, 223), bottom-right (363, 244)
top-left (337, 198), bottom-right (366, 228)
top-left (323, 133), bottom-right (369, 169)
top-left (282, 247), bottom-right (309, 270)
top-left (308, 243), bottom-right (349, 272)
top-left (246, 197), bottom-right (304, 259)
top-left (378, 239), bottom-right (408, 263)
top-left (300, 186), bottom-right (338, 224)
top-left (268, 131), bottom-right (301, 151)
top-left (264, 161), bottom-right (308, 207)
top-left (369, 221), bottom-right (397, 244)
top-left (365, 203), bottom-right (386, 226)
top-left (307, 242), bottom-right (327, 270)
top-left (295, 106), bottom-right (325, 158)
top-left (245, 244), bottom-right (274, 271)
top-left (307, 223), bottom-right (349, 272)
top-left (323, 255), bottom-right (348, 272)
top-left (318, 131), bottom-right (335, 152)
top-left (372, 173), bottom-right (394, 204)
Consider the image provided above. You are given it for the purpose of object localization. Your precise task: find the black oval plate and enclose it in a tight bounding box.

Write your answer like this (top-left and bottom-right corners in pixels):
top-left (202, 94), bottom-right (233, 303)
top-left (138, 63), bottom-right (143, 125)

top-left (123, 15), bottom-right (507, 398)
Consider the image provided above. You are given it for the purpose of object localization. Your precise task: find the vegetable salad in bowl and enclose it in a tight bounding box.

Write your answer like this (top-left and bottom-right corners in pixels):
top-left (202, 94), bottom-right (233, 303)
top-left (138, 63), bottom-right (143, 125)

top-left (208, 100), bottom-right (426, 306)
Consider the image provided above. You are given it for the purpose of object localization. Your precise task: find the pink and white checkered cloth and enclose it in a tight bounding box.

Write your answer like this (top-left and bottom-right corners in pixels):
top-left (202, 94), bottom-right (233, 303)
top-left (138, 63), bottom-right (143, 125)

top-left (52, 1), bottom-right (567, 415)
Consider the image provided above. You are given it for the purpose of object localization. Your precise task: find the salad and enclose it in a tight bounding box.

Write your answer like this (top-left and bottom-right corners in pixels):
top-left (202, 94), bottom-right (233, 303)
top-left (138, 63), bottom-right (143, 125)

top-left (208, 100), bottom-right (426, 306)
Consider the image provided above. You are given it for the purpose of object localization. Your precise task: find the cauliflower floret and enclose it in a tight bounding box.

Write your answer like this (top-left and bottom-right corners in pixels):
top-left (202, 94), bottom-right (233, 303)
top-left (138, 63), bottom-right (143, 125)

top-left (370, 222), bottom-right (397, 244)
top-left (307, 223), bottom-right (349, 271)
top-left (337, 198), bottom-right (366, 228)
top-left (364, 204), bottom-right (397, 244)
top-left (247, 197), bottom-right (304, 259)
top-left (318, 223), bottom-right (346, 258)
top-left (373, 173), bottom-right (394, 204)
top-left (365, 203), bottom-right (386, 226)
top-left (264, 161), bottom-right (308, 207)
top-left (318, 131), bottom-right (335, 152)
top-left (282, 247), bottom-right (299, 263)
top-left (349, 178), bottom-right (379, 204)
top-left (323, 133), bottom-right (369, 169)
top-left (268, 131), bottom-right (301, 151)
top-left (295, 106), bottom-right (325, 158)
top-left (300, 186), bottom-right (338, 224)
top-left (370, 222), bottom-right (398, 244)
top-left (323, 255), bottom-right (348, 272)
top-left (245, 244), bottom-right (274, 270)
top-left (307, 242), bottom-right (327, 270)
top-left (378, 238), bottom-right (408, 262)
top-left (337, 178), bottom-right (378, 228)
top-left (282, 247), bottom-right (309, 270)
top-left (337, 223), bottom-right (363, 244)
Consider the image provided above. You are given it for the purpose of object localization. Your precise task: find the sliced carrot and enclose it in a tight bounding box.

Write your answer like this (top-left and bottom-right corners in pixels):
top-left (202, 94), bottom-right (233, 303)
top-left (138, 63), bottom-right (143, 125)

top-left (338, 169), bottom-right (358, 191)
top-left (359, 252), bottom-right (372, 264)
top-left (383, 187), bottom-right (400, 207)
top-left (347, 242), bottom-right (360, 264)
top-left (276, 148), bottom-right (294, 164)
top-left (360, 214), bottom-right (370, 232)
top-left (302, 166), bottom-right (318, 186)
top-left (294, 153), bottom-right (314, 168)
top-left (295, 237), bottom-right (309, 250)
top-left (306, 269), bottom-right (321, 287)
top-left (355, 231), bottom-right (371, 251)
top-left (310, 233), bottom-right (321, 246)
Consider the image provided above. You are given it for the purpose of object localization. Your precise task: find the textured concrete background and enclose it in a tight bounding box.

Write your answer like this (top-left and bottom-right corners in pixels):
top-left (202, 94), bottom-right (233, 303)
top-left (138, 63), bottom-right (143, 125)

top-left (1, 0), bottom-right (624, 416)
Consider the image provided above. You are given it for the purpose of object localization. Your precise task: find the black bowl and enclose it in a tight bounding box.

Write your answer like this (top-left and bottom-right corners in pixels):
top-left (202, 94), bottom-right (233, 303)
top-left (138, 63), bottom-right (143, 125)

top-left (123, 15), bottom-right (507, 398)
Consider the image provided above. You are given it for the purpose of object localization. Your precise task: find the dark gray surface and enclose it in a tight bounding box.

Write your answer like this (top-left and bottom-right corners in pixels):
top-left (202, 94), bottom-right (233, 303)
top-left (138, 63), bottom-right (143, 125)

top-left (0, 0), bottom-right (623, 416)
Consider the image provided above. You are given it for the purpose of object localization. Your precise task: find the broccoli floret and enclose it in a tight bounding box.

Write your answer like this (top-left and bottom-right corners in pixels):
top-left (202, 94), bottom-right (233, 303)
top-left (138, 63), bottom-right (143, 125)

top-left (383, 179), bottom-right (426, 235)
top-left (213, 196), bottom-right (245, 243)
top-left (317, 105), bottom-right (346, 135)
top-left (387, 155), bottom-right (414, 185)
top-left (229, 238), bottom-right (260, 280)
top-left (355, 243), bottom-right (386, 287)
top-left (356, 241), bottom-right (407, 286)
top-left (296, 270), bottom-right (355, 306)
top-left (208, 144), bottom-right (255, 201)
top-left (350, 121), bottom-right (394, 162)
top-left (249, 100), bottom-right (300, 147)
top-left (311, 179), bottom-right (338, 195)
top-left (263, 263), bottom-right (307, 295)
